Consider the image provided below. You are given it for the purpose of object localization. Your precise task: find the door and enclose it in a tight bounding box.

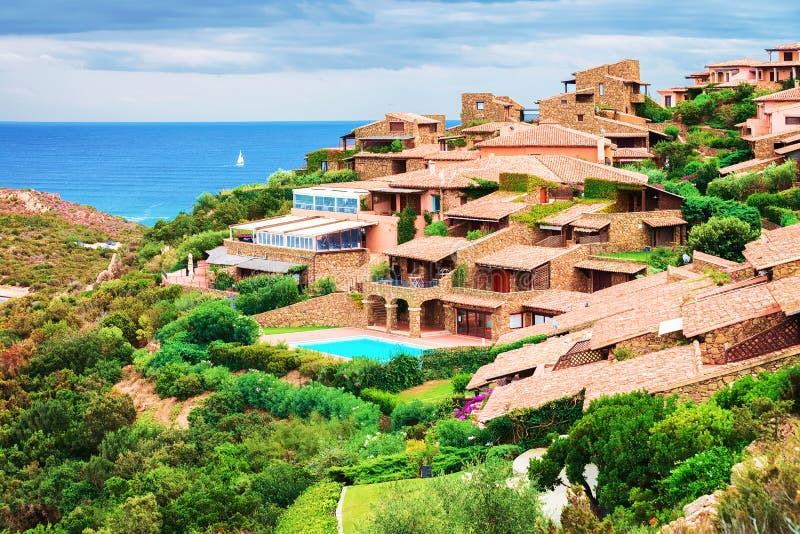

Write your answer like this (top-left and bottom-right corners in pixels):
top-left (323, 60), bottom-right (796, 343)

top-left (491, 270), bottom-right (511, 293)
top-left (457, 309), bottom-right (492, 339)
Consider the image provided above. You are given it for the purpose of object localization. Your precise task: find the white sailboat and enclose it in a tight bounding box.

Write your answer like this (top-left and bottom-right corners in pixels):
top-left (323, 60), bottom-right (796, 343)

top-left (235, 150), bottom-right (245, 167)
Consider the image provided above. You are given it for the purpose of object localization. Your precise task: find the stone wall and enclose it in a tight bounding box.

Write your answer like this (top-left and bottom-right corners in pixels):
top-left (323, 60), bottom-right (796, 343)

top-left (772, 259), bottom-right (800, 280)
top-left (752, 129), bottom-right (800, 159)
top-left (354, 157), bottom-right (397, 180)
top-left (461, 93), bottom-right (523, 124)
top-left (223, 239), bottom-right (369, 290)
top-left (455, 226), bottom-right (535, 285)
top-left (538, 95), bottom-right (598, 133)
top-left (583, 209), bottom-right (685, 253)
top-left (662, 346), bottom-right (800, 403)
top-left (697, 312), bottom-right (787, 365)
top-left (252, 292), bottom-right (367, 328)
top-left (614, 331), bottom-right (686, 356)
top-left (549, 246), bottom-right (591, 291)
top-left (689, 252), bottom-right (755, 282)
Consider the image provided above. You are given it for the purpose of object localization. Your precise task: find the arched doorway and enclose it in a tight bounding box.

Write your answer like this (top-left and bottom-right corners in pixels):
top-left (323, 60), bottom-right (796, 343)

top-left (391, 298), bottom-right (410, 332)
top-left (420, 299), bottom-right (445, 332)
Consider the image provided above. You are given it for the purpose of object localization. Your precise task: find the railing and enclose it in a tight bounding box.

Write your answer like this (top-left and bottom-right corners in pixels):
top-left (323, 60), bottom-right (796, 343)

top-left (373, 278), bottom-right (440, 289)
top-left (535, 235), bottom-right (565, 248)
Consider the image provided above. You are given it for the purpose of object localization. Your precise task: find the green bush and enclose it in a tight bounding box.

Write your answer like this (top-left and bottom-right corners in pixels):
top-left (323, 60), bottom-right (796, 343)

top-left (763, 160), bottom-right (798, 192)
top-left (764, 205), bottom-right (793, 225)
top-left (421, 335), bottom-right (547, 379)
top-left (318, 353), bottom-right (422, 394)
top-left (424, 221), bottom-right (449, 237)
top-left (370, 260), bottom-right (390, 281)
top-left (207, 341), bottom-right (301, 374)
top-left (688, 216), bottom-right (759, 262)
top-left (451, 263), bottom-right (467, 287)
top-left (391, 400), bottom-right (439, 429)
top-left (780, 187), bottom-right (800, 210)
top-left (451, 373), bottom-right (472, 394)
top-left (327, 452), bottom-right (419, 484)
top-left (311, 276), bottom-right (336, 296)
top-left (435, 418), bottom-right (489, 448)
top-left (211, 270), bottom-right (234, 290)
top-left (100, 311), bottom-right (138, 345)
top-left (746, 192), bottom-right (787, 215)
top-left (275, 481), bottom-right (341, 534)
top-left (466, 228), bottom-right (490, 240)
top-left (320, 169), bottom-right (358, 183)
top-left (781, 210), bottom-right (800, 226)
top-left (663, 125), bottom-right (680, 139)
top-left (235, 275), bottom-right (301, 315)
top-left (635, 96), bottom-right (674, 122)
top-left (396, 206), bottom-right (417, 244)
top-left (359, 388), bottom-right (398, 415)
top-left (154, 362), bottom-right (205, 399)
top-left (718, 149), bottom-right (754, 169)
top-left (660, 446), bottom-right (739, 507)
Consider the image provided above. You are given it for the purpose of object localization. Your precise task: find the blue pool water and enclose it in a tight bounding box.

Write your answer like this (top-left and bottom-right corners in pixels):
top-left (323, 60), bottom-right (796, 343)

top-left (293, 336), bottom-right (427, 363)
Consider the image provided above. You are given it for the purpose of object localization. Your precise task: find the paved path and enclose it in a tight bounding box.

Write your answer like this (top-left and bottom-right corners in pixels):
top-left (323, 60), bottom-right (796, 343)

top-left (513, 447), bottom-right (598, 525)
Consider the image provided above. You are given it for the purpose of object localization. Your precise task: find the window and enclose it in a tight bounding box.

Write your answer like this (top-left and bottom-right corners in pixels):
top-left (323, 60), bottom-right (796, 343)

top-left (320, 160), bottom-right (328, 172)
top-left (293, 194), bottom-right (314, 210)
top-left (598, 82), bottom-right (604, 96)
top-left (389, 121), bottom-right (404, 132)
top-left (577, 114), bottom-right (584, 122)
top-left (431, 194), bottom-right (441, 212)
top-left (664, 95), bottom-right (672, 107)
top-left (533, 314), bottom-right (553, 325)
top-left (786, 117), bottom-right (800, 125)
top-left (509, 313), bottom-right (523, 329)
top-left (476, 101), bottom-right (484, 110)
top-left (335, 197), bottom-right (357, 214)
top-left (560, 99), bottom-right (567, 105)
top-left (785, 51), bottom-right (793, 62)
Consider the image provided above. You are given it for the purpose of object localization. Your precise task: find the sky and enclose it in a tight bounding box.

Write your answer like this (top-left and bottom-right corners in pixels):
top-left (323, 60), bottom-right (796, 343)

top-left (0, 0), bottom-right (798, 121)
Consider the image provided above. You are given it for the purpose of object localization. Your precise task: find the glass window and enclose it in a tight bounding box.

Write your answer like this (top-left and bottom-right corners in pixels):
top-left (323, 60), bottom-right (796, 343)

top-left (328, 233), bottom-right (340, 250)
top-left (786, 117), bottom-right (800, 125)
top-left (577, 114), bottom-right (584, 122)
top-left (293, 194), bottom-right (313, 210)
top-left (352, 229), bottom-right (361, 248)
top-left (476, 101), bottom-right (484, 110)
top-left (534, 314), bottom-right (553, 325)
top-left (560, 99), bottom-right (567, 105)
top-left (389, 121), bottom-right (405, 132)
top-left (341, 230), bottom-right (351, 249)
top-left (598, 82), bottom-right (604, 96)
top-left (509, 313), bottom-right (523, 329)
top-left (321, 161), bottom-right (328, 172)
top-left (432, 194), bottom-right (441, 212)
top-left (336, 197), bottom-right (357, 213)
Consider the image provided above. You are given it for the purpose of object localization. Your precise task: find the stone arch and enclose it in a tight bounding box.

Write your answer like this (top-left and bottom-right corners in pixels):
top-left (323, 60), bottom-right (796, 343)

top-left (390, 297), bottom-right (411, 332)
top-left (420, 299), bottom-right (445, 332)
top-left (365, 295), bottom-right (387, 328)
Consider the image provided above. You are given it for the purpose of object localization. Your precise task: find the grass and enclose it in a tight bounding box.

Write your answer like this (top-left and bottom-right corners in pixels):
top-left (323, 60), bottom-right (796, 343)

top-left (259, 326), bottom-right (336, 335)
top-left (598, 251), bottom-right (652, 263)
top-left (396, 379), bottom-right (455, 404)
top-left (341, 475), bottom-right (460, 533)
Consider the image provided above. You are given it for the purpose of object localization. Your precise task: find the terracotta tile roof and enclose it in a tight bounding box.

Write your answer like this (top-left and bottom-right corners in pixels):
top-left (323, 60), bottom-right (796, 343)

top-left (682, 282), bottom-right (781, 337)
top-left (533, 155), bottom-right (649, 185)
top-left (570, 215), bottom-right (611, 230)
top-left (461, 121), bottom-right (531, 134)
top-left (467, 329), bottom-right (593, 390)
top-left (318, 179), bottom-right (391, 191)
top-left (768, 42), bottom-right (800, 51)
top-left (768, 275), bottom-right (800, 316)
top-left (614, 148), bottom-right (654, 159)
top-left (753, 87), bottom-right (800, 102)
top-left (743, 224), bottom-right (800, 270)
top-left (596, 116), bottom-right (650, 133)
top-left (775, 143), bottom-right (800, 155)
top-left (742, 127), bottom-right (800, 142)
top-left (475, 244), bottom-right (580, 271)
top-left (522, 289), bottom-right (591, 313)
top-left (719, 157), bottom-right (783, 175)
top-left (642, 216), bottom-right (687, 227)
top-left (704, 58), bottom-right (762, 68)
top-left (604, 74), bottom-right (650, 85)
top-left (574, 259), bottom-right (648, 274)
top-left (386, 155), bottom-right (558, 190)
top-left (476, 344), bottom-right (699, 422)
top-left (687, 71), bottom-right (710, 77)
top-left (691, 250), bottom-right (741, 269)
top-left (539, 203), bottom-right (608, 227)
top-left (440, 292), bottom-right (505, 309)
top-left (784, 132), bottom-right (800, 144)
top-left (658, 87), bottom-right (690, 92)
top-left (445, 192), bottom-right (529, 221)
top-left (386, 112), bottom-right (441, 124)
top-left (475, 122), bottom-right (609, 148)
top-left (383, 236), bottom-right (469, 262)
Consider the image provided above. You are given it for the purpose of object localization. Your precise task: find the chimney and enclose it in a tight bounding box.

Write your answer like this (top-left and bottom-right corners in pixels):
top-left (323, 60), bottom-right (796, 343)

top-left (429, 160), bottom-right (436, 176)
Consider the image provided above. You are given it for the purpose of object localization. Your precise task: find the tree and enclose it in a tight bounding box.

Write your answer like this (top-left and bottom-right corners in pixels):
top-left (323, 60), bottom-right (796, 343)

top-left (653, 140), bottom-right (698, 178)
top-left (106, 493), bottom-right (162, 534)
top-left (184, 299), bottom-right (258, 344)
top-left (396, 206), bottom-right (417, 244)
top-left (423, 221), bottom-right (449, 236)
top-left (311, 276), bottom-right (336, 296)
top-left (687, 216), bottom-right (759, 262)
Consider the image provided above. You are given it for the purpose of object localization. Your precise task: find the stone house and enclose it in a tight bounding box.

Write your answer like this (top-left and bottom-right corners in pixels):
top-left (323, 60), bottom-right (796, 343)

top-left (537, 59), bottom-right (651, 134)
top-left (460, 93), bottom-right (525, 126)
top-left (743, 87), bottom-right (800, 138)
top-left (743, 222), bottom-right (800, 280)
top-left (457, 121), bottom-right (534, 149)
top-left (347, 145), bottom-right (478, 180)
top-left (341, 112), bottom-right (446, 152)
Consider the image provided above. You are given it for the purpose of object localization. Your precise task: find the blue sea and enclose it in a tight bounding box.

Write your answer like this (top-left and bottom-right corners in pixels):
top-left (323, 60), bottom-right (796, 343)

top-left (0, 122), bottom-right (366, 226)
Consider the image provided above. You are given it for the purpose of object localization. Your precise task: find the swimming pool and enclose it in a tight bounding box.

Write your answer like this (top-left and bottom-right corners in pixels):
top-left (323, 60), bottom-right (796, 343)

top-left (293, 336), bottom-right (427, 363)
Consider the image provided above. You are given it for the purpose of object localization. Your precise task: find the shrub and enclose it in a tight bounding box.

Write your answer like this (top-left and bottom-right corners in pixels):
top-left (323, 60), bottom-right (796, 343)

top-left (396, 206), bottom-right (417, 244)
top-left (359, 388), bottom-right (398, 415)
top-left (327, 453), bottom-right (419, 484)
top-left (211, 270), bottom-right (234, 290)
top-left (781, 210), bottom-right (800, 226)
top-left (764, 205), bottom-right (793, 225)
top-left (320, 169), bottom-right (358, 183)
top-left (435, 418), bottom-right (489, 448)
top-left (275, 481), bottom-right (341, 534)
top-left (370, 260), bottom-right (390, 281)
top-left (207, 341), bottom-right (300, 374)
top-left (663, 125), bottom-right (680, 139)
top-left (423, 221), bottom-right (449, 237)
top-left (466, 229), bottom-right (491, 240)
top-left (391, 400), bottom-right (438, 429)
top-left (746, 192), bottom-right (787, 215)
top-left (451, 263), bottom-right (467, 288)
top-left (311, 276), bottom-right (336, 296)
top-left (660, 446), bottom-right (738, 507)
top-left (451, 373), bottom-right (472, 394)
top-left (764, 160), bottom-right (798, 192)
top-left (182, 299), bottom-right (259, 345)
top-left (154, 362), bottom-right (204, 399)
top-left (613, 346), bottom-right (636, 361)
top-left (235, 275), bottom-right (301, 315)
top-left (100, 311), bottom-right (138, 345)
top-left (687, 216), bottom-right (759, 262)
top-left (780, 187), bottom-right (800, 210)
top-left (420, 335), bottom-right (547, 379)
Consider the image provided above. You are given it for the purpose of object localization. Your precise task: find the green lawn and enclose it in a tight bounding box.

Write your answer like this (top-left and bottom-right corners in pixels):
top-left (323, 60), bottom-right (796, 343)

top-left (259, 326), bottom-right (335, 335)
top-left (342, 475), bottom-right (459, 533)
top-left (396, 379), bottom-right (455, 404)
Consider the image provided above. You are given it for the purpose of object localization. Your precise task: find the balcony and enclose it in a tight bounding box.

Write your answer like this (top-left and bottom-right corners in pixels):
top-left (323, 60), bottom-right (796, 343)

top-left (373, 277), bottom-right (440, 289)
top-left (630, 93), bottom-right (645, 104)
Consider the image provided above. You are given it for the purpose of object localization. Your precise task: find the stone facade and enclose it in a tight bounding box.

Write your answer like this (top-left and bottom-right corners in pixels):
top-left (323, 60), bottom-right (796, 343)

top-left (662, 346), bottom-right (800, 403)
top-left (253, 292), bottom-right (367, 328)
top-left (223, 239), bottom-right (370, 291)
top-left (750, 128), bottom-right (800, 159)
top-left (354, 114), bottom-right (446, 149)
top-left (581, 209), bottom-right (686, 253)
top-left (771, 259), bottom-right (800, 280)
top-left (690, 253), bottom-right (755, 282)
top-left (614, 331), bottom-right (686, 356)
top-left (696, 312), bottom-right (787, 365)
top-left (461, 93), bottom-right (524, 125)
top-left (353, 154), bottom-right (463, 180)
top-left (538, 60), bottom-right (649, 135)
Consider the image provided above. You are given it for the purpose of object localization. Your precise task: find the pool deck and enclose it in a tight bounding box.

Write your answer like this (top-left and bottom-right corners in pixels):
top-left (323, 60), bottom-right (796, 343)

top-left (259, 327), bottom-right (486, 349)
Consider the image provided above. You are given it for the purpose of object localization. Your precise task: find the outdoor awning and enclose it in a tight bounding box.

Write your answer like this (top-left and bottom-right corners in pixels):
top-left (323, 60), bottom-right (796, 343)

top-left (287, 220), bottom-right (374, 237)
top-left (230, 215), bottom-right (306, 232)
top-left (205, 247), bottom-right (303, 273)
top-left (574, 259), bottom-right (647, 274)
top-left (441, 293), bottom-right (505, 309)
top-left (642, 216), bottom-right (687, 228)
